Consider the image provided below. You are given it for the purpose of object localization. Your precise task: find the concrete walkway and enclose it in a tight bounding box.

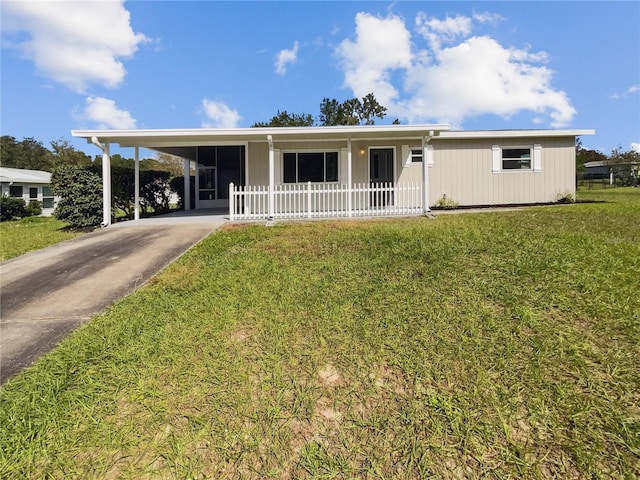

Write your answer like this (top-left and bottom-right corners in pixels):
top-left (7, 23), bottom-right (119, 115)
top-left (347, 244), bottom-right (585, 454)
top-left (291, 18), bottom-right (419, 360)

top-left (0, 213), bottom-right (227, 384)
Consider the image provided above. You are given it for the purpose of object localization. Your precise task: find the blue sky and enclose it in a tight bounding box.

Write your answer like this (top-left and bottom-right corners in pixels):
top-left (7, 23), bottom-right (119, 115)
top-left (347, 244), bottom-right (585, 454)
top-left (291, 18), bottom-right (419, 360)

top-left (1, 1), bottom-right (639, 158)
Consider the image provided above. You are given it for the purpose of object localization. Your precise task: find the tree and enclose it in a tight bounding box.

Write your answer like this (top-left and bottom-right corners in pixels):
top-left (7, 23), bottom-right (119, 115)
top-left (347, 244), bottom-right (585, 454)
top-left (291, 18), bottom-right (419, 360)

top-left (155, 152), bottom-right (188, 177)
top-left (318, 93), bottom-right (387, 126)
top-left (50, 139), bottom-right (91, 169)
top-left (0, 136), bottom-right (53, 171)
top-left (252, 110), bottom-right (314, 127)
top-left (575, 139), bottom-right (606, 174)
top-left (319, 98), bottom-right (346, 126)
top-left (358, 93), bottom-right (387, 125)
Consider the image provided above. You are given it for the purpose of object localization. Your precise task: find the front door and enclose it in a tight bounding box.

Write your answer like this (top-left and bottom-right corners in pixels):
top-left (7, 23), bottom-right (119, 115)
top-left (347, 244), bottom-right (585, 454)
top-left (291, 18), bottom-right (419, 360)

top-left (369, 148), bottom-right (394, 206)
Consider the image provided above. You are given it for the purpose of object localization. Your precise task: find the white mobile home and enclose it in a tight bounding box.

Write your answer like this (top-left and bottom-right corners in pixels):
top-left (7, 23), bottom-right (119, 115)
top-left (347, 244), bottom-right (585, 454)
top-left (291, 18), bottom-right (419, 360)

top-left (0, 167), bottom-right (57, 216)
top-left (72, 125), bottom-right (594, 225)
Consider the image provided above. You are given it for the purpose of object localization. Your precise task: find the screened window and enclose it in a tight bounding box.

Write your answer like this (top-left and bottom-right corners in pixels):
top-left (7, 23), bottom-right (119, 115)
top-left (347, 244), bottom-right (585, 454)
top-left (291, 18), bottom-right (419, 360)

top-left (502, 148), bottom-right (532, 170)
top-left (9, 185), bottom-right (23, 197)
top-left (411, 149), bottom-right (423, 163)
top-left (29, 187), bottom-right (38, 199)
top-left (283, 152), bottom-right (338, 183)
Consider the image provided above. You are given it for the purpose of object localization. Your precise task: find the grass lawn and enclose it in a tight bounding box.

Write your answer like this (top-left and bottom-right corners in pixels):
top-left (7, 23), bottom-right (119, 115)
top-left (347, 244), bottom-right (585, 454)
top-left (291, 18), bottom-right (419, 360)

top-left (0, 216), bottom-right (85, 261)
top-left (1, 188), bottom-right (638, 478)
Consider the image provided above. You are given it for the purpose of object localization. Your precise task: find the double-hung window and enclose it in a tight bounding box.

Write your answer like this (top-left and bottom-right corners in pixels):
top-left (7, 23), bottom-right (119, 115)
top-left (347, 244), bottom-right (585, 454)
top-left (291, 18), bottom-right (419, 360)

top-left (502, 148), bottom-right (532, 170)
top-left (493, 145), bottom-right (541, 172)
top-left (283, 152), bottom-right (339, 183)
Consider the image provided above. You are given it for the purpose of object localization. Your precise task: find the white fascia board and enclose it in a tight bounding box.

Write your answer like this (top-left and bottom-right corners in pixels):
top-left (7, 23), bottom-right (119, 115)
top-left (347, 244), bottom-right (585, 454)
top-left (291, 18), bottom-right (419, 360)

top-left (71, 124), bottom-right (451, 148)
top-left (437, 129), bottom-right (595, 139)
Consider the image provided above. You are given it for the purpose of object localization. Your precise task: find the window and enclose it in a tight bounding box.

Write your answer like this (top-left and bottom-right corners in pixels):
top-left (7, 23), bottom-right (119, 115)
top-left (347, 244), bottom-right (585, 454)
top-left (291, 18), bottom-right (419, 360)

top-left (502, 148), bottom-right (531, 170)
top-left (9, 185), bottom-right (23, 197)
top-left (283, 152), bottom-right (338, 183)
top-left (29, 187), bottom-right (38, 199)
top-left (411, 149), bottom-right (423, 163)
top-left (42, 186), bottom-right (54, 209)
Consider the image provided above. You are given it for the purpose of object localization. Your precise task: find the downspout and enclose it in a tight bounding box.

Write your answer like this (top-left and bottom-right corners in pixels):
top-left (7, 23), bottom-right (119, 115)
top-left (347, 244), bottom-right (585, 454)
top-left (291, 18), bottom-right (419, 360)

top-left (91, 136), bottom-right (112, 227)
top-left (422, 131), bottom-right (434, 215)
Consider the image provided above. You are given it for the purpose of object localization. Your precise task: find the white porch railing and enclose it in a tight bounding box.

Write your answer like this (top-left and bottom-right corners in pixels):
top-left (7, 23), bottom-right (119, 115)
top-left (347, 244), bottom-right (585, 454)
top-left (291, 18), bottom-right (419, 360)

top-left (229, 182), bottom-right (423, 220)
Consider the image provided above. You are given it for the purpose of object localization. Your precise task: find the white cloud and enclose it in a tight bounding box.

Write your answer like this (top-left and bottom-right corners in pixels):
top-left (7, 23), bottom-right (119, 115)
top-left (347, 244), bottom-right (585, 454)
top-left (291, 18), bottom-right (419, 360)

top-left (336, 13), bottom-right (412, 108)
top-left (201, 99), bottom-right (242, 128)
top-left (472, 11), bottom-right (506, 25)
top-left (609, 84), bottom-right (640, 99)
top-left (1, 1), bottom-right (147, 93)
top-left (335, 11), bottom-right (576, 128)
top-left (416, 13), bottom-right (472, 51)
top-left (275, 41), bottom-right (300, 75)
top-left (631, 142), bottom-right (640, 153)
top-left (78, 97), bottom-right (137, 129)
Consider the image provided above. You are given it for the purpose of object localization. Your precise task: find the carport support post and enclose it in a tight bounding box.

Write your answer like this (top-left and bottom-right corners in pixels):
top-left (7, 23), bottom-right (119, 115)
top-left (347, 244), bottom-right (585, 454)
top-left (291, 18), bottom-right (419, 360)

top-left (267, 135), bottom-right (274, 219)
top-left (347, 138), bottom-right (353, 217)
top-left (134, 147), bottom-right (140, 220)
top-left (103, 143), bottom-right (111, 226)
top-left (183, 158), bottom-right (191, 211)
top-left (422, 135), bottom-right (431, 214)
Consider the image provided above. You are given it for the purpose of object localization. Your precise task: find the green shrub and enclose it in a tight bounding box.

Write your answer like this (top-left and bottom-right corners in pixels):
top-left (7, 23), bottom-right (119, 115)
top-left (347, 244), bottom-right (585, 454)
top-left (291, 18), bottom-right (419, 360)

top-left (0, 196), bottom-right (27, 221)
top-left (139, 170), bottom-right (172, 215)
top-left (169, 175), bottom-right (195, 210)
top-left (25, 200), bottom-right (43, 217)
top-left (434, 194), bottom-right (459, 210)
top-left (556, 192), bottom-right (575, 204)
top-left (51, 166), bottom-right (103, 227)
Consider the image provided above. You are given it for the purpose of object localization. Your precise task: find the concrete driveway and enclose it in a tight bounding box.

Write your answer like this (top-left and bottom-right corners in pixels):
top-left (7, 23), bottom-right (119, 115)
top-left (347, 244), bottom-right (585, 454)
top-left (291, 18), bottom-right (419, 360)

top-left (0, 214), bottom-right (226, 384)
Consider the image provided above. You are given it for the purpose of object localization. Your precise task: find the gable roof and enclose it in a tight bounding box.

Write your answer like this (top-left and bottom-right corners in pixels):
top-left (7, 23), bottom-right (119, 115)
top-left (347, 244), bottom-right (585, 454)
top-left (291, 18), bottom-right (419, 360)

top-left (0, 167), bottom-right (51, 184)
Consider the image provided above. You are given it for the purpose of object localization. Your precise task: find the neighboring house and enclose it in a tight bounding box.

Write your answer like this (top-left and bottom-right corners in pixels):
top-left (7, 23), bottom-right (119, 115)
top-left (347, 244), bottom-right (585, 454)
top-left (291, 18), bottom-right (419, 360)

top-left (0, 167), bottom-right (57, 216)
top-left (583, 160), bottom-right (640, 184)
top-left (72, 125), bottom-right (595, 225)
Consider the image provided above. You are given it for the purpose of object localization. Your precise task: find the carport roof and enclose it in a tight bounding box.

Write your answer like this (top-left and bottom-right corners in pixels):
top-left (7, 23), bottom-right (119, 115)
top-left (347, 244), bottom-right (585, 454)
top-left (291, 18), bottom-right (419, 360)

top-left (72, 124), bottom-right (451, 148)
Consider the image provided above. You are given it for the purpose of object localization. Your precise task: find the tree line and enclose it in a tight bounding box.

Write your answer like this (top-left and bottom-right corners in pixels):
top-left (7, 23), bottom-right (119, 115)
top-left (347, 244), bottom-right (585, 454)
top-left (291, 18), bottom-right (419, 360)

top-left (0, 135), bottom-right (184, 176)
top-left (251, 93), bottom-right (397, 127)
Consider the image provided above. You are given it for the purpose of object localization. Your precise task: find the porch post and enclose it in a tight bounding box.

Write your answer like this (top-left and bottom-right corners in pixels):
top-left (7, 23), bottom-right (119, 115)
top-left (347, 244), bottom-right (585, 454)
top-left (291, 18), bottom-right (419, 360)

top-left (134, 147), bottom-right (140, 220)
top-left (422, 136), bottom-right (430, 214)
top-left (102, 143), bottom-right (112, 226)
top-left (347, 138), bottom-right (353, 217)
top-left (183, 158), bottom-right (191, 211)
top-left (267, 135), bottom-right (274, 219)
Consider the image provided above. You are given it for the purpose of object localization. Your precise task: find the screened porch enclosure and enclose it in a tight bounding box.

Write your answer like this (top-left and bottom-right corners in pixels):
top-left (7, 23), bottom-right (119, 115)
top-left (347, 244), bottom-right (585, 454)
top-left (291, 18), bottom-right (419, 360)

top-left (195, 145), bottom-right (245, 208)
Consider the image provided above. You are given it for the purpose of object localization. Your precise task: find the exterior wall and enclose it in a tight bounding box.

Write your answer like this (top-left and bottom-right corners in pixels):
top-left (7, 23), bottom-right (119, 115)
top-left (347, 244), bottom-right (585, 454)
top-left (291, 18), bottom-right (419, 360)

top-left (0, 182), bottom-right (56, 216)
top-left (243, 136), bottom-right (577, 207)
top-left (400, 137), bottom-right (576, 206)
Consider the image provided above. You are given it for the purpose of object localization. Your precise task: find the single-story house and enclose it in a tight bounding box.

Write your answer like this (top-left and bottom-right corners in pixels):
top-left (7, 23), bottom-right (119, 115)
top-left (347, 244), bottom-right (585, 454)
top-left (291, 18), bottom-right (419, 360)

top-left (72, 125), bottom-right (595, 226)
top-left (0, 167), bottom-right (57, 216)
top-left (583, 160), bottom-right (639, 184)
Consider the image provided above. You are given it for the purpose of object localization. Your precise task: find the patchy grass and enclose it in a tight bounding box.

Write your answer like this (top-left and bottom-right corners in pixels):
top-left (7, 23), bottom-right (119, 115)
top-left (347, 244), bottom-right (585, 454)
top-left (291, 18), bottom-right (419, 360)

top-left (1, 189), bottom-right (639, 478)
top-left (0, 216), bottom-right (85, 261)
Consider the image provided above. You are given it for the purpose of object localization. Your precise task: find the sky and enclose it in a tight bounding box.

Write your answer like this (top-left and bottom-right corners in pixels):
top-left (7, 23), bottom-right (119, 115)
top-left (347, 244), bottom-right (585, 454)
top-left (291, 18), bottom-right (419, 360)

top-left (1, 0), bottom-right (639, 159)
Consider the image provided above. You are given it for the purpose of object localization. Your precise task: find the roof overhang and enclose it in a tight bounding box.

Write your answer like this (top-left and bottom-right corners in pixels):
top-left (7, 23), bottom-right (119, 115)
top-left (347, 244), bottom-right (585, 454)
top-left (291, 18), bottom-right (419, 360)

top-left (72, 124), bottom-right (451, 149)
top-left (437, 129), bottom-right (595, 139)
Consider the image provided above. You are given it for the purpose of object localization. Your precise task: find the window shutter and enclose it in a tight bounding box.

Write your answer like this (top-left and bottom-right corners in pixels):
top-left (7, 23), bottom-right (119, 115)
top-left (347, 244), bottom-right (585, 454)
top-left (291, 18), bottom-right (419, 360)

top-left (426, 144), bottom-right (434, 167)
top-left (533, 144), bottom-right (542, 172)
top-left (492, 145), bottom-right (501, 172)
top-left (402, 145), bottom-right (411, 167)
top-left (340, 148), bottom-right (349, 183)
top-left (274, 149), bottom-right (281, 185)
